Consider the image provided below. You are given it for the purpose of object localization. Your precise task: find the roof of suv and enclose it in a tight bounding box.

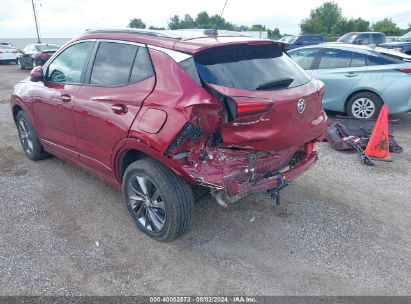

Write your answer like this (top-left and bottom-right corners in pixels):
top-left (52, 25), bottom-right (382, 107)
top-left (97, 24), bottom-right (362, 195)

top-left (73, 29), bottom-right (285, 54)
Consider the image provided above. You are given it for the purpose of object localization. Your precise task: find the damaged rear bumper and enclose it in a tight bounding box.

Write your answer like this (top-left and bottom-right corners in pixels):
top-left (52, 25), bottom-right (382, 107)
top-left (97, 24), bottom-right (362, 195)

top-left (232, 151), bottom-right (318, 197)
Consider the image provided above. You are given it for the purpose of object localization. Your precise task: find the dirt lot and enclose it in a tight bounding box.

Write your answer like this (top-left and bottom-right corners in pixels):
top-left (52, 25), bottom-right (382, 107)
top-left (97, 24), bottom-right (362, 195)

top-left (0, 63), bottom-right (410, 296)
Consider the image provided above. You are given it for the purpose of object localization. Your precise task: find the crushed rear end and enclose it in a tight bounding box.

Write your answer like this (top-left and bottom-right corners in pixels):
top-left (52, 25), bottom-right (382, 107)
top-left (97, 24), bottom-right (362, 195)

top-left (161, 41), bottom-right (327, 203)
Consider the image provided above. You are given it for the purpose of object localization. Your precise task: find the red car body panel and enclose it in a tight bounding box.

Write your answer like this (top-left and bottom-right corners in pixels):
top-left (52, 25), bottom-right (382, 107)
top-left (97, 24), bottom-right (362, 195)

top-left (11, 31), bottom-right (328, 198)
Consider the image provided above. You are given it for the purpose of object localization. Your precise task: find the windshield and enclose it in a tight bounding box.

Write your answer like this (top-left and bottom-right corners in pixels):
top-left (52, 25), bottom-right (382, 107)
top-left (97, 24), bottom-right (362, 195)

top-left (194, 44), bottom-right (311, 91)
top-left (280, 36), bottom-right (298, 44)
top-left (338, 33), bottom-right (358, 43)
top-left (398, 31), bottom-right (411, 42)
top-left (35, 44), bottom-right (59, 51)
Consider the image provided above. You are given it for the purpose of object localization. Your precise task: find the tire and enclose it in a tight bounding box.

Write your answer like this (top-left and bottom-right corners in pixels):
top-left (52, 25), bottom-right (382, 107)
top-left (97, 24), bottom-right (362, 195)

top-left (16, 111), bottom-right (49, 161)
top-left (123, 158), bottom-right (194, 242)
top-left (347, 91), bottom-right (383, 119)
top-left (15, 58), bottom-right (18, 65)
top-left (19, 58), bottom-right (25, 70)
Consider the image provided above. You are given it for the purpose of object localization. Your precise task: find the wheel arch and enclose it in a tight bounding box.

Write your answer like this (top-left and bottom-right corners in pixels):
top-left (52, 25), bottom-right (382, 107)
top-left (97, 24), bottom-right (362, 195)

top-left (12, 104), bottom-right (24, 124)
top-left (114, 139), bottom-right (197, 186)
top-left (344, 89), bottom-right (384, 114)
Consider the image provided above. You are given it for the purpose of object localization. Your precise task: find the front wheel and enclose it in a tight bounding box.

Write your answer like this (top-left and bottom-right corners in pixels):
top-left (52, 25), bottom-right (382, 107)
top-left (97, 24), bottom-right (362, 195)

top-left (123, 158), bottom-right (194, 242)
top-left (16, 111), bottom-right (49, 161)
top-left (347, 92), bottom-right (383, 119)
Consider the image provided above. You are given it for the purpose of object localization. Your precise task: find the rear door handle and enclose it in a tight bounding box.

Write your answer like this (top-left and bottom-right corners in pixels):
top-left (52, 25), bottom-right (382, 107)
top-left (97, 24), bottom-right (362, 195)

top-left (344, 72), bottom-right (358, 78)
top-left (111, 104), bottom-right (128, 114)
top-left (61, 94), bottom-right (72, 102)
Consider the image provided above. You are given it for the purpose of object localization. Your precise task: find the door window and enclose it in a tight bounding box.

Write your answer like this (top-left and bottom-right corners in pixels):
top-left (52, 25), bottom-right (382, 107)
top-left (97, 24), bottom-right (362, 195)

top-left (90, 42), bottom-right (138, 86)
top-left (318, 49), bottom-right (352, 69)
top-left (372, 34), bottom-right (384, 44)
top-left (350, 52), bottom-right (366, 67)
top-left (46, 41), bottom-right (93, 84)
top-left (355, 34), bottom-right (370, 44)
top-left (289, 48), bottom-right (318, 69)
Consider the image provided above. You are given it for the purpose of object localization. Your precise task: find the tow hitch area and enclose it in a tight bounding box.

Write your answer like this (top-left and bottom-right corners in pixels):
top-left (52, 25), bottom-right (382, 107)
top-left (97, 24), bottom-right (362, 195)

top-left (267, 173), bottom-right (288, 205)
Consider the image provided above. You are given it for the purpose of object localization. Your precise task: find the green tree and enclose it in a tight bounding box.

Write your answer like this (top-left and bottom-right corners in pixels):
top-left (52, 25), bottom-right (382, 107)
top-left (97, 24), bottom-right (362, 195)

top-left (128, 18), bottom-right (146, 29)
top-left (372, 18), bottom-right (402, 35)
top-left (300, 2), bottom-right (343, 36)
top-left (334, 17), bottom-right (369, 35)
top-left (168, 15), bottom-right (180, 30)
top-left (148, 26), bottom-right (165, 30)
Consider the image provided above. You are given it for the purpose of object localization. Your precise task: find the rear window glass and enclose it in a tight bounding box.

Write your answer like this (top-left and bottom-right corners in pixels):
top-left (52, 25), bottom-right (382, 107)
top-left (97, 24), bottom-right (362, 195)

top-left (91, 42), bottom-right (138, 86)
top-left (194, 44), bottom-right (311, 91)
top-left (366, 53), bottom-right (401, 65)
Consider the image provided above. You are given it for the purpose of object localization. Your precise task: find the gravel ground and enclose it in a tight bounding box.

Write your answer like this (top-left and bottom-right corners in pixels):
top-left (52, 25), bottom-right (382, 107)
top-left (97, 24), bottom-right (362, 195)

top-left (0, 63), bottom-right (410, 296)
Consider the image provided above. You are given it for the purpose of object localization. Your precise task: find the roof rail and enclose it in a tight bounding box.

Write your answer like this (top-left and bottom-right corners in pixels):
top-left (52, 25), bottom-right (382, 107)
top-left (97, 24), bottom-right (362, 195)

top-left (85, 29), bottom-right (182, 40)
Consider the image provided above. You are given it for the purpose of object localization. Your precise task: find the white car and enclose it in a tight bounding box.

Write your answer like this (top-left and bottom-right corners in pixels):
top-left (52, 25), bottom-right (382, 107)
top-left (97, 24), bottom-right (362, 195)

top-left (0, 44), bottom-right (20, 64)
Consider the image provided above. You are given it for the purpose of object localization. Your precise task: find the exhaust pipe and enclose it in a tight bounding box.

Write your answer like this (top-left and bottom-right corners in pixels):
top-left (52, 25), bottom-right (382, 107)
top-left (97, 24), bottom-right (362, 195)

top-left (211, 190), bottom-right (242, 207)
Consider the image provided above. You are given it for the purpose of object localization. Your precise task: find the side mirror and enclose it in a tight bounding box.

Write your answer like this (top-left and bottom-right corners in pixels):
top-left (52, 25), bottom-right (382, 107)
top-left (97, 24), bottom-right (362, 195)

top-left (30, 66), bottom-right (44, 82)
top-left (354, 39), bottom-right (363, 45)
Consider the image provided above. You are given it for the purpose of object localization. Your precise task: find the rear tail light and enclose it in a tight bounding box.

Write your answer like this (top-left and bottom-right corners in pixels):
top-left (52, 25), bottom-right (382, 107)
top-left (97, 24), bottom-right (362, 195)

top-left (38, 53), bottom-right (48, 58)
top-left (0, 51), bottom-right (3, 54)
top-left (233, 98), bottom-right (273, 118)
top-left (12, 50), bottom-right (17, 53)
top-left (398, 68), bottom-right (411, 74)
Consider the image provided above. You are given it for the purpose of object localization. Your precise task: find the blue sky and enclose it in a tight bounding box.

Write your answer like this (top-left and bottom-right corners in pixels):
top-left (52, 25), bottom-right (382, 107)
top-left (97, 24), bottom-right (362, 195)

top-left (0, 0), bottom-right (410, 38)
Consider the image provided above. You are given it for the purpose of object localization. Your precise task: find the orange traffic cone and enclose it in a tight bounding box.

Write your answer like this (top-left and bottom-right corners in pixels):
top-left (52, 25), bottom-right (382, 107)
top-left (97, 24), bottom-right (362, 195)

top-left (365, 104), bottom-right (390, 159)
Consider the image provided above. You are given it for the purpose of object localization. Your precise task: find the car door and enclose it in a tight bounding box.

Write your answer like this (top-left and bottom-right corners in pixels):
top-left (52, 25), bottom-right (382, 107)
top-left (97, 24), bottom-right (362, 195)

top-left (310, 48), bottom-right (368, 112)
top-left (73, 41), bottom-right (155, 175)
top-left (31, 40), bottom-right (94, 159)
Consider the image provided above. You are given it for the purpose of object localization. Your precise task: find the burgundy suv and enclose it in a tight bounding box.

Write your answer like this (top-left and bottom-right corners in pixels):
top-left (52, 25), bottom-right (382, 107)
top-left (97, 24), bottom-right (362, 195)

top-left (11, 29), bottom-right (328, 241)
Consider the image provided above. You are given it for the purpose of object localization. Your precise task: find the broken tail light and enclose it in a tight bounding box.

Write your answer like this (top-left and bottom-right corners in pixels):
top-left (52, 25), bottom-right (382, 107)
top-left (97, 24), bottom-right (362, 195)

top-left (233, 97), bottom-right (273, 118)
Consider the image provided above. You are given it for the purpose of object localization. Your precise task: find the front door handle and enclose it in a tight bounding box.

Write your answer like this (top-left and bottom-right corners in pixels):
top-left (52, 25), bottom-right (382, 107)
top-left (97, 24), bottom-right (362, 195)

top-left (61, 94), bottom-right (72, 102)
top-left (111, 104), bottom-right (128, 114)
top-left (344, 72), bottom-right (358, 78)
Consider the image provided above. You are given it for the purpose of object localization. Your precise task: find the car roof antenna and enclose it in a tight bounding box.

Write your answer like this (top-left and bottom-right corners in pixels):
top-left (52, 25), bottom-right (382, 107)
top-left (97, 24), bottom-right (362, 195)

top-left (209, 0), bottom-right (229, 36)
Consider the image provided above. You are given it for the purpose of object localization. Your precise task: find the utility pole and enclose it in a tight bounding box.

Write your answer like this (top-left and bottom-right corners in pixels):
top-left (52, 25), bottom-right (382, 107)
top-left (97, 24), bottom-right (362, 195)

top-left (31, 0), bottom-right (41, 43)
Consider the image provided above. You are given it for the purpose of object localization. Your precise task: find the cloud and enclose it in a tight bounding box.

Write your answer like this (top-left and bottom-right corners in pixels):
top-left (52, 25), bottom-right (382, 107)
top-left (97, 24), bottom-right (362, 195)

top-left (0, 0), bottom-right (409, 38)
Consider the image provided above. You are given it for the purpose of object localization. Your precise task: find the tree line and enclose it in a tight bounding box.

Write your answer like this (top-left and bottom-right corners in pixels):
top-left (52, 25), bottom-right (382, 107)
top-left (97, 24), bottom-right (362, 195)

top-left (128, 1), bottom-right (411, 39)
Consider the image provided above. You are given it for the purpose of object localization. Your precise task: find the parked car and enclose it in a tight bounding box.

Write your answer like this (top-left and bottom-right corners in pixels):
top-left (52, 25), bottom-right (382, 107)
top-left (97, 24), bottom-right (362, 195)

top-left (281, 34), bottom-right (325, 50)
top-left (337, 32), bottom-right (385, 46)
top-left (379, 31), bottom-right (411, 55)
top-left (0, 44), bottom-right (20, 64)
top-left (288, 43), bottom-right (411, 118)
top-left (10, 29), bottom-right (328, 241)
top-left (19, 43), bottom-right (59, 69)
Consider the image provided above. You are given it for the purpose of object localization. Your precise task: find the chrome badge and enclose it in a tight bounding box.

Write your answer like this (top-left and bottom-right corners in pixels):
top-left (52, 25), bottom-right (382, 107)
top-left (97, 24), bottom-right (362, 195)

top-left (297, 99), bottom-right (306, 114)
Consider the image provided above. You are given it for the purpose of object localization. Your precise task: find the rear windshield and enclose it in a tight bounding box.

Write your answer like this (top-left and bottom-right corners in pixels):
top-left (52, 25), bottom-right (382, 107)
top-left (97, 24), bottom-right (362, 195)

top-left (194, 44), bottom-right (311, 91)
top-left (35, 44), bottom-right (59, 51)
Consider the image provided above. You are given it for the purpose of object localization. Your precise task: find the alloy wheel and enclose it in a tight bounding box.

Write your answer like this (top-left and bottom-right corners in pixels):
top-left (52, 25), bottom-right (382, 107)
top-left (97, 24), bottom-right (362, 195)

top-left (128, 174), bottom-right (166, 232)
top-left (17, 118), bottom-right (33, 155)
top-left (351, 97), bottom-right (376, 119)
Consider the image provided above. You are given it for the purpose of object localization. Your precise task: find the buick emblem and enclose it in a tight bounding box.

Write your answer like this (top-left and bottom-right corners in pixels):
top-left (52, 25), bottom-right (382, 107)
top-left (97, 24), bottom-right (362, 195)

top-left (297, 99), bottom-right (306, 113)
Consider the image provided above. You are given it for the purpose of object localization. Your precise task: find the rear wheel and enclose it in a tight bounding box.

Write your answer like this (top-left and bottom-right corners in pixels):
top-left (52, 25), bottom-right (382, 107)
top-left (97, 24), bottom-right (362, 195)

top-left (16, 111), bottom-right (49, 161)
top-left (123, 158), bottom-right (194, 242)
top-left (347, 92), bottom-right (383, 119)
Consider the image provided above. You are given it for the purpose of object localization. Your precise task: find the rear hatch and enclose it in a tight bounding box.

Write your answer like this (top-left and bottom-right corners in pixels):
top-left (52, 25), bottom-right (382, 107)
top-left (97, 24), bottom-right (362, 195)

top-left (193, 42), bottom-right (327, 151)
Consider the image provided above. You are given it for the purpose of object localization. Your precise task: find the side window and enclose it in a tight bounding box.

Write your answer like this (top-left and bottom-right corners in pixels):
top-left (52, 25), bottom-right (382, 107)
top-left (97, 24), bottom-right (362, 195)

top-left (350, 52), bottom-right (366, 67)
top-left (318, 49), bottom-right (352, 69)
top-left (46, 41), bottom-right (93, 84)
top-left (355, 34), bottom-right (370, 44)
top-left (178, 57), bottom-right (201, 85)
top-left (90, 42), bottom-right (137, 86)
top-left (289, 48), bottom-right (318, 70)
top-left (130, 47), bottom-right (154, 83)
top-left (366, 54), bottom-right (397, 66)
top-left (372, 34), bottom-right (384, 44)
